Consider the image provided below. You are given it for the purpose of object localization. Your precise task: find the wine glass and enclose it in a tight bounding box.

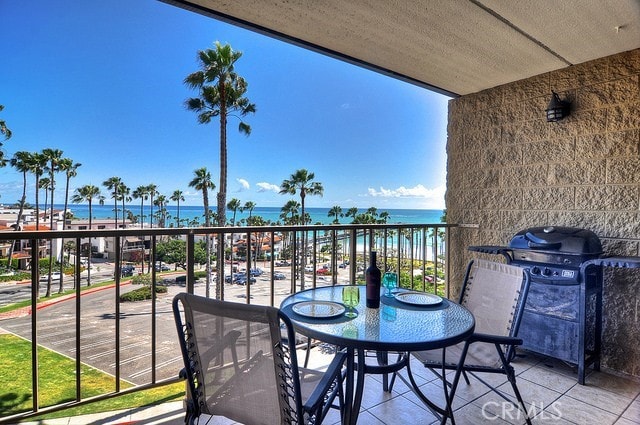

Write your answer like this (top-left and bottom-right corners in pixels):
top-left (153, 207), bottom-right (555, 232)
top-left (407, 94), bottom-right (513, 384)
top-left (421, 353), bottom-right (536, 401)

top-left (382, 272), bottom-right (397, 297)
top-left (342, 286), bottom-right (360, 318)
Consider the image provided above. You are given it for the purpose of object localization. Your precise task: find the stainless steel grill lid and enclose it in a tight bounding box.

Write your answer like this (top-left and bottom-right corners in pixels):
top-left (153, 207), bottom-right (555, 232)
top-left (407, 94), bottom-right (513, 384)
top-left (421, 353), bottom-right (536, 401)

top-left (508, 226), bottom-right (603, 256)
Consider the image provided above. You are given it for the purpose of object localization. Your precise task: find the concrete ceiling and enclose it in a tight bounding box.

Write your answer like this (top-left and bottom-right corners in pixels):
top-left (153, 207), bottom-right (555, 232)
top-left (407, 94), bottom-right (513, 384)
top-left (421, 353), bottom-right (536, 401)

top-left (162, 0), bottom-right (640, 97)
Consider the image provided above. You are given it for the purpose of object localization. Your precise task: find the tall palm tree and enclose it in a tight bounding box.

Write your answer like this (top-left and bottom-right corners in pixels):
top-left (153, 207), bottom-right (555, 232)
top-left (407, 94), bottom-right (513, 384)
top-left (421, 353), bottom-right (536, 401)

top-left (58, 159), bottom-right (80, 292)
top-left (184, 42), bottom-right (256, 295)
top-left (118, 183), bottom-right (131, 227)
top-left (103, 176), bottom-right (123, 229)
top-left (184, 42), bottom-right (256, 228)
top-left (42, 148), bottom-right (63, 297)
top-left (145, 184), bottom-right (158, 229)
top-left (280, 169), bottom-right (324, 290)
top-left (28, 152), bottom-right (47, 230)
top-left (71, 185), bottom-right (103, 286)
top-left (328, 205), bottom-right (343, 224)
top-left (6, 151), bottom-right (32, 270)
top-left (171, 190), bottom-right (185, 227)
top-left (132, 185), bottom-right (149, 272)
top-left (189, 167), bottom-right (216, 298)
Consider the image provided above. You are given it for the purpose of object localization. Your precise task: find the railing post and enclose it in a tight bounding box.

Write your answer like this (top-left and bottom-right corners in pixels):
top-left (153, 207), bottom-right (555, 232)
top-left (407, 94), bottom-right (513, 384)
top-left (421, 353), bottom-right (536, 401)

top-left (30, 239), bottom-right (39, 412)
top-left (186, 231), bottom-right (195, 294)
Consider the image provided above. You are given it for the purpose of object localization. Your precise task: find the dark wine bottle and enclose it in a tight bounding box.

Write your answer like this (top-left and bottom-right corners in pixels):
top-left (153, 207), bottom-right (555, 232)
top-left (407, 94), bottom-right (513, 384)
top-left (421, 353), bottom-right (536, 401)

top-left (366, 251), bottom-right (381, 308)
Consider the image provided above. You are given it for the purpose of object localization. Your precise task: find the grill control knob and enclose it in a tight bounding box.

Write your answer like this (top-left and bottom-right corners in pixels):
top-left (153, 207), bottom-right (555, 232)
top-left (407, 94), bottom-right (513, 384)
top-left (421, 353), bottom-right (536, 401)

top-left (542, 268), bottom-right (552, 276)
top-left (530, 266), bottom-right (540, 275)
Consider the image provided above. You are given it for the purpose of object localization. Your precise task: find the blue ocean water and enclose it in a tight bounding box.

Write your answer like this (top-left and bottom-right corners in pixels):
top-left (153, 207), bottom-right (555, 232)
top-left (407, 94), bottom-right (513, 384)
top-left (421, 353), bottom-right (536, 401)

top-left (56, 204), bottom-right (444, 226)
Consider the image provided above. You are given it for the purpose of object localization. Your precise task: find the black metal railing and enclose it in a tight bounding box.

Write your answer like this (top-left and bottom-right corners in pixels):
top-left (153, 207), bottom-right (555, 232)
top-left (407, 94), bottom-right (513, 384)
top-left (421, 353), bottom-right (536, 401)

top-left (0, 222), bottom-right (453, 423)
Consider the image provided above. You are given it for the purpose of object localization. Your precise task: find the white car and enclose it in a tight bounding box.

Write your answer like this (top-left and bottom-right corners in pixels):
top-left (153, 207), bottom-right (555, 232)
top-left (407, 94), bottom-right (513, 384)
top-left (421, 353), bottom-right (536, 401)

top-left (39, 271), bottom-right (62, 281)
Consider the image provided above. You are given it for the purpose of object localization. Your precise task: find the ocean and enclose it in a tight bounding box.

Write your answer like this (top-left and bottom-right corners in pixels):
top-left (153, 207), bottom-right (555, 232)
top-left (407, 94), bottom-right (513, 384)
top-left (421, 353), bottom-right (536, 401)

top-left (58, 204), bottom-right (445, 226)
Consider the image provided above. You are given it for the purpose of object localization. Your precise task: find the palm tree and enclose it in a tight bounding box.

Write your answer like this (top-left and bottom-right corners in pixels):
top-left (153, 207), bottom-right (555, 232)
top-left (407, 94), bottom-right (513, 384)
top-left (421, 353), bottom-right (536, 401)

top-left (132, 186), bottom-right (148, 227)
top-left (58, 159), bottom-right (80, 292)
top-left (71, 185), bottom-right (103, 286)
top-left (345, 207), bottom-right (359, 222)
top-left (39, 177), bottom-right (52, 223)
top-left (6, 151), bottom-right (32, 271)
top-left (103, 177), bottom-right (123, 228)
top-left (184, 42), bottom-right (256, 295)
top-left (189, 167), bottom-right (216, 298)
top-left (118, 183), bottom-right (131, 227)
top-left (171, 190), bottom-right (185, 227)
top-left (328, 205), bottom-right (343, 224)
top-left (226, 198), bottom-right (241, 278)
top-left (280, 169), bottom-right (324, 290)
top-left (146, 184), bottom-right (158, 229)
top-left (184, 42), bottom-right (256, 229)
top-left (280, 200), bottom-right (300, 225)
top-left (42, 148), bottom-right (63, 297)
top-left (241, 201), bottom-right (257, 269)
top-left (28, 152), bottom-right (47, 230)
top-left (132, 185), bottom-right (149, 272)
top-left (227, 198), bottom-right (241, 226)
top-left (0, 105), bottom-right (11, 141)
top-left (241, 201), bottom-right (256, 222)
top-left (154, 194), bottom-right (167, 228)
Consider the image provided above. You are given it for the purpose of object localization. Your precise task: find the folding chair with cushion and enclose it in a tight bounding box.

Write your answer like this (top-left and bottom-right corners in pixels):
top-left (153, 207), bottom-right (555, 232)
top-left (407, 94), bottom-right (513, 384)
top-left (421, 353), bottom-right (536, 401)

top-left (173, 293), bottom-right (346, 425)
top-left (395, 259), bottom-right (532, 424)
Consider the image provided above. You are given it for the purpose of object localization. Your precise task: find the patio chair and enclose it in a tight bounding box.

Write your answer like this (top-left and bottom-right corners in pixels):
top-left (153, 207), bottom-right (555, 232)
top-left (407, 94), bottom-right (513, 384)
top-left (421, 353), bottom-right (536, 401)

top-left (173, 293), bottom-right (346, 425)
top-left (395, 259), bottom-right (532, 424)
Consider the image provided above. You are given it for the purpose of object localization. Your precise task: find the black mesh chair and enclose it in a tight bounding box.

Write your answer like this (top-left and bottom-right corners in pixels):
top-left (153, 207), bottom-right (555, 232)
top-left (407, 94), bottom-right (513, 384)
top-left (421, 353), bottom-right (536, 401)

top-left (173, 293), bottom-right (346, 425)
top-left (394, 259), bottom-right (532, 424)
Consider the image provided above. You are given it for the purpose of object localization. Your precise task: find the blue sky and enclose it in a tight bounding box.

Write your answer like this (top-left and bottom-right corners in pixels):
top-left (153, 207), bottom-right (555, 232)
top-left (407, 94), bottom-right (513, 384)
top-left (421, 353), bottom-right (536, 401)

top-left (0, 0), bottom-right (450, 210)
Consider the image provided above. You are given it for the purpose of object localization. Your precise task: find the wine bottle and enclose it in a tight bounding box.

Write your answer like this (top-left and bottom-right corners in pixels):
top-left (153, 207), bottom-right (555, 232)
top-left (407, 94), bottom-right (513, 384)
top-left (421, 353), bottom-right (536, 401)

top-left (366, 251), bottom-right (381, 308)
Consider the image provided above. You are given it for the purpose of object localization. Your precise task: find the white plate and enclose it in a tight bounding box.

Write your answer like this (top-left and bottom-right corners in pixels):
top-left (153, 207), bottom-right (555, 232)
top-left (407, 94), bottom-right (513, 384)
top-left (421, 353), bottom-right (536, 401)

top-left (292, 301), bottom-right (346, 318)
top-left (395, 292), bottom-right (443, 306)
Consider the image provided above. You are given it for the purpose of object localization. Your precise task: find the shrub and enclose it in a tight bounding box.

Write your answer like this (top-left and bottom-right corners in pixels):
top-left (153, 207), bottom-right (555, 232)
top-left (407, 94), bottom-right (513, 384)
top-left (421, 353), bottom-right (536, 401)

top-left (131, 274), bottom-right (152, 286)
top-left (119, 285), bottom-right (167, 302)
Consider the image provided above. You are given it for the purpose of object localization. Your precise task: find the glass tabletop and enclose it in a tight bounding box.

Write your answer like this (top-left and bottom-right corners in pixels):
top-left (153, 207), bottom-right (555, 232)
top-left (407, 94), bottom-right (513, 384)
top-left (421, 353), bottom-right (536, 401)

top-left (280, 285), bottom-right (475, 351)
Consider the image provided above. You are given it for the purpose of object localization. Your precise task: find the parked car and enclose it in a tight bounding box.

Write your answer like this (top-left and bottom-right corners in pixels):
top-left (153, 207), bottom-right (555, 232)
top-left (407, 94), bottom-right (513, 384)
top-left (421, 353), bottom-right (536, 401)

top-left (249, 268), bottom-right (263, 276)
top-left (235, 276), bottom-right (256, 285)
top-left (316, 268), bottom-right (331, 275)
top-left (273, 272), bottom-right (286, 280)
top-left (275, 260), bottom-right (291, 267)
top-left (339, 263), bottom-right (348, 269)
top-left (121, 265), bottom-right (136, 277)
top-left (39, 271), bottom-right (62, 281)
top-left (304, 265), bottom-right (314, 273)
top-left (154, 264), bottom-right (170, 272)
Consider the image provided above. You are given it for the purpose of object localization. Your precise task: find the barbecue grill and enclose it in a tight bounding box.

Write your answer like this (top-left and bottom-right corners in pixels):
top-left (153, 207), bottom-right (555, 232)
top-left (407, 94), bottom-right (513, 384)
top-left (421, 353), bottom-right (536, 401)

top-left (470, 226), bottom-right (640, 384)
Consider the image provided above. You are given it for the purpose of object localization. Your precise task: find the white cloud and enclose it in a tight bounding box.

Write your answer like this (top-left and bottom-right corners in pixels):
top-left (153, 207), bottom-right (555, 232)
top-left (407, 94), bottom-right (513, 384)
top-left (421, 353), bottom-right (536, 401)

top-left (256, 182), bottom-right (281, 193)
top-left (236, 178), bottom-right (250, 191)
top-left (366, 184), bottom-right (446, 208)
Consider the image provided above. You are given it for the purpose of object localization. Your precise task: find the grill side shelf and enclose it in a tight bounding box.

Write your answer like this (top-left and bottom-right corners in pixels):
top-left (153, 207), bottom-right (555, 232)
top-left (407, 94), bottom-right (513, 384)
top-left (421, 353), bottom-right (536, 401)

top-left (582, 256), bottom-right (640, 270)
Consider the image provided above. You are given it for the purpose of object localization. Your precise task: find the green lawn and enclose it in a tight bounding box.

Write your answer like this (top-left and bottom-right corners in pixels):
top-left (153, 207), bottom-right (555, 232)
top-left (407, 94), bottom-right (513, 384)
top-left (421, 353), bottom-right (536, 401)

top-left (0, 333), bottom-right (184, 421)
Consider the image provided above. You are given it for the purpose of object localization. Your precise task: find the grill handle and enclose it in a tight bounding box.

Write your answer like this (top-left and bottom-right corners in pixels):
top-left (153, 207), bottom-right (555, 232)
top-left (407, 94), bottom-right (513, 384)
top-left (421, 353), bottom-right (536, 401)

top-left (527, 241), bottom-right (562, 250)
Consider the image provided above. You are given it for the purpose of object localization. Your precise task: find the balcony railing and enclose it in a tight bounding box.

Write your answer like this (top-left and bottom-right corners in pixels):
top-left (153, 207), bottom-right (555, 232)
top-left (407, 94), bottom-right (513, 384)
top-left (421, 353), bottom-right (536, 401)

top-left (0, 222), bottom-right (453, 423)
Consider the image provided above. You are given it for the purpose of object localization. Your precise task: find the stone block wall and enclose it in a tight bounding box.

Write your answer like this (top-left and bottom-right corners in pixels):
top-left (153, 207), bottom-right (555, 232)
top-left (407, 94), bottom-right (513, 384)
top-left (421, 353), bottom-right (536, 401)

top-left (446, 48), bottom-right (640, 378)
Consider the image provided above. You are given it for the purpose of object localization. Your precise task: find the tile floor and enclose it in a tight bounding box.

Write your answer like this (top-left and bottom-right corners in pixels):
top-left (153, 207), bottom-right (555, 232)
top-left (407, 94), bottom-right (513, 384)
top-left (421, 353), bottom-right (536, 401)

top-left (26, 350), bottom-right (640, 425)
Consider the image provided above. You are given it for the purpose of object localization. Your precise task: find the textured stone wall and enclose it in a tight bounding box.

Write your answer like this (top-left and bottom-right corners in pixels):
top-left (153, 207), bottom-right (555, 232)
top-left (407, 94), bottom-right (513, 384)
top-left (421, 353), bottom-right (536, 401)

top-left (446, 48), bottom-right (640, 378)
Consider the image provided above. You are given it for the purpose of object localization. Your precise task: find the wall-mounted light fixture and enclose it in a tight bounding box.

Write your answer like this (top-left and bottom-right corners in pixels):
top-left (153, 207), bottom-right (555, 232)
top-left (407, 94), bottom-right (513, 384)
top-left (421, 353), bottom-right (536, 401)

top-left (546, 91), bottom-right (571, 122)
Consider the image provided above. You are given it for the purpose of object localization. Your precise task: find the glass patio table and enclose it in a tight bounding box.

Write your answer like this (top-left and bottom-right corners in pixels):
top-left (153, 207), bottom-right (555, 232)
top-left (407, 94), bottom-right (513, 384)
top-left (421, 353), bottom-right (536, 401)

top-left (280, 285), bottom-right (475, 425)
